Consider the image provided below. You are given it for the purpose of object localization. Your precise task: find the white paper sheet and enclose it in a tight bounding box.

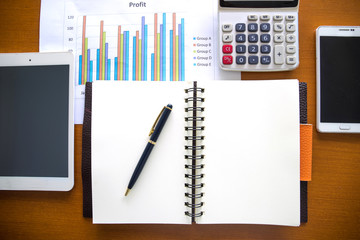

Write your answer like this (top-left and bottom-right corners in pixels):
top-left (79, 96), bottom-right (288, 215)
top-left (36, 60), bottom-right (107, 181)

top-left (92, 81), bottom-right (189, 224)
top-left (39, 0), bottom-right (241, 124)
top-left (198, 80), bottom-right (300, 226)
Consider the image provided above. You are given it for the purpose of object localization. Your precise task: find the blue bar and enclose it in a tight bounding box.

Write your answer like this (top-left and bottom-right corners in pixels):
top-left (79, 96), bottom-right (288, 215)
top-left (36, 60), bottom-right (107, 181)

top-left (104, 59), bottom-right (107, 80)
top-left (144, 25), bottom-right (148, 81)
top-left (181, 18), bottom-right (185, 81)
top-left (169, 30), bottom-right (173, 81)
top-left (87, 49), bottom-right (90, 83)
top-left (162, 13), bottom-right (166, 81)
top-left (123, 31), bottom-right (126, 81)
top-left (178, 24), bottom-right (181, 82)
top-left (89, 60), bottom-right (93, 82)
top-left (105, 43), bottom-right (108, 80)
top-left (141, 16), bottom-right (145, 80)
top-left (160, 24), bottom-right (163, 81)
top-left (108, 59), bottom-right (111, 80)
top-left (125, 31), bottom-right (129, 81)
top-left (96, 49), bottom-right (100, 80)
top-left (79, 55), bottom-right (82, 85)
top-left (115, 57), bottom-right (118, 80)
top-left (133, 36), bottom-right (136, 81)
top-left (151, 53), bottom-right (154, 81)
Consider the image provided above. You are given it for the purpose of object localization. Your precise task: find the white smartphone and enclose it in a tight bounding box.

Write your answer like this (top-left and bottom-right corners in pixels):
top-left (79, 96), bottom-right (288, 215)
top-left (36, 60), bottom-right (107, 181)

top-left (218, 0), bottom-right (300, 72)
top-left (316, 26), bottom-right (360, 133)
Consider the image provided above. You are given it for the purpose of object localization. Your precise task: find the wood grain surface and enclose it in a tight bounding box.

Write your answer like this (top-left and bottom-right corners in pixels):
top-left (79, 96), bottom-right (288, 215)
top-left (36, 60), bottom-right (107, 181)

top-left (0, 0), bottom-right (359, 239)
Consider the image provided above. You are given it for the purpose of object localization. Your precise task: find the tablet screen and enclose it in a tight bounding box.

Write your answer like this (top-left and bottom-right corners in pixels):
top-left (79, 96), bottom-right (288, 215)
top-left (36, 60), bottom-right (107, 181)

top-left (0, 65), bottom-right (69, 177)
top-left (320, 36), bottom-right (360, 123)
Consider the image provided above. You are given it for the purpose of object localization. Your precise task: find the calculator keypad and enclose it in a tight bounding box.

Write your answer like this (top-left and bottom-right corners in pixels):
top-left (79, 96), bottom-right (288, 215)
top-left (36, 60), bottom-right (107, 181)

top-left (219, 12), bottom-right (299, 72)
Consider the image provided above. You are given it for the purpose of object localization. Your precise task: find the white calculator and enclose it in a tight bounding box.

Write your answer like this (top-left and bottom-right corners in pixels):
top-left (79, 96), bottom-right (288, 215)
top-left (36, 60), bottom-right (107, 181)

top-left (219, 0), bottom-right (300, 72)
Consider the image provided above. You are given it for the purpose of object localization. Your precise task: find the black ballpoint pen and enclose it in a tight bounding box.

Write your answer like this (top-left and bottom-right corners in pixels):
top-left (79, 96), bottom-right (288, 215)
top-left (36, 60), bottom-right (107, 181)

top-left (125, 104), bottom-right (173, 196)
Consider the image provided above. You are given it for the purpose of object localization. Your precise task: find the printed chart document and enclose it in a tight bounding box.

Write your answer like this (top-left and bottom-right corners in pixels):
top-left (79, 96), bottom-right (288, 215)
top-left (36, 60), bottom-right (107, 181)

top-left (91, 80), bottom-right (300, 226)
top-left (39, 0), bottom-right (241, 123)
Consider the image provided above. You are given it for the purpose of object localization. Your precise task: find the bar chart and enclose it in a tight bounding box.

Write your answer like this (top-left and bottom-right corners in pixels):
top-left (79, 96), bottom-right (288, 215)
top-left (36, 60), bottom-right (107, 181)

top-left (77, 13), bottom-right (185, 85)
top-left (60, 0), bottom-right (229, 123)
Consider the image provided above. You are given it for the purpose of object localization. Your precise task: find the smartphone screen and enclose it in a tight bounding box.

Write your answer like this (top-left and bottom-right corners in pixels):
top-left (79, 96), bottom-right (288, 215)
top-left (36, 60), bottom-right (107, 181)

top-left (319, 36), bottom-right (360, 123)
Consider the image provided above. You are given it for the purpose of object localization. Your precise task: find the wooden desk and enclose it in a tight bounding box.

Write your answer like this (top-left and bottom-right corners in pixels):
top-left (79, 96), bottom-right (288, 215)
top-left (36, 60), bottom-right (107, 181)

top-left (0, 1), bottom-right (359, 239)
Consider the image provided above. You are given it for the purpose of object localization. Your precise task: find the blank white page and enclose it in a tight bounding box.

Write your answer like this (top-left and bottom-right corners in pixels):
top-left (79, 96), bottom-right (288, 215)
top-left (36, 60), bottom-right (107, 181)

top-left (198, 80), bottom-right (300, 226)
top-left (92, 81), bottom-right (189, 224)
top-left (92, 80), bottom-right (300, 225)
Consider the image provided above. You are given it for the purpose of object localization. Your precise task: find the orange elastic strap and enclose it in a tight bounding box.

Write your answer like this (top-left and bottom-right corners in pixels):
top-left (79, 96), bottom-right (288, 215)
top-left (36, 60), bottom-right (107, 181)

top-left (300, 124), bottom-right (313, 181)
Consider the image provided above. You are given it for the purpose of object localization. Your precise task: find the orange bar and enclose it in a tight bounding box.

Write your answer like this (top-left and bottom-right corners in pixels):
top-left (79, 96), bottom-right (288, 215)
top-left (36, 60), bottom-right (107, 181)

top-left (118, 26), bottom-right (121, 81)
top-left (99, 21), bottom-right (104, 80)
top-left (172, 13), bottom-right (176, 81)
top-left (136, 31), bottom-right (139, 80)
top-left (81, 16), bottom-right (86, 85)
top-left (154, 13), bottom-right (158, 81)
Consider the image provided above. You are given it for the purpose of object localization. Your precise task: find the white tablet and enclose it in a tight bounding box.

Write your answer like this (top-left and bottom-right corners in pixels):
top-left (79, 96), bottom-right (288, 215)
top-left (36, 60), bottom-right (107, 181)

top-left (316, 26), bottom-right (360, 133)
top-left (0, 52), bottom-right (74, 190)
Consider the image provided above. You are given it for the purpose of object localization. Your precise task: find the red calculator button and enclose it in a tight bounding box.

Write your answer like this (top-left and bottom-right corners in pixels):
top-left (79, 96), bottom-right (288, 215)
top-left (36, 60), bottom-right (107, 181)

top-left (222, 45), bottom-right (233, 53)
top-left (222, 55), bottom-right (233, 65)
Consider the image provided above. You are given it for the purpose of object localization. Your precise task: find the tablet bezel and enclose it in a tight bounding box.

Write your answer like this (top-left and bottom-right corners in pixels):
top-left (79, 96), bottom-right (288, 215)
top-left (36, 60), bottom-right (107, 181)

top-left (316, 26), bottom-right (360, 133)
top-left (0, 52), bottom-right (74, 191)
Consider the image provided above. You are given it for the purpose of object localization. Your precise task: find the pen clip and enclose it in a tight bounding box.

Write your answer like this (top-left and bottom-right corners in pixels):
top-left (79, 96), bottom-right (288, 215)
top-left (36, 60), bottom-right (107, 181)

top-left (149, 106), bottom-right (166, 136)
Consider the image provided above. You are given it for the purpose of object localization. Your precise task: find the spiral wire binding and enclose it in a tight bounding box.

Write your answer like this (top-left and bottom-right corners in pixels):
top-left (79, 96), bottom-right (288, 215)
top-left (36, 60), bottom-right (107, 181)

top-left (185, 136), bottom-right (205, 141)
top-left (184, 155), bottom-right (205, 160)
top-left (185, 107), bottom-right (205, 112)
top-left (185, 87), bottom-right (205, 93)
top-left (185, 164), bottom-right (204, 169)
top-left (185, 145), bottom-right (205, 150)
top-left (185, 126), bottom-right (205, 131)
top-left (185, 202), bottom-right (204, 208)
top-left (184, 81), bottom-right (205, 222)
top-left (185, 97), bottom-right (205, 103)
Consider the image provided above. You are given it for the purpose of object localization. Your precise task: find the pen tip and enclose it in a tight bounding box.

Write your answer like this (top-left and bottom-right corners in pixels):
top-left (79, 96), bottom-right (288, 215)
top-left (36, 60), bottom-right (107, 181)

top-left (125, 188), bottom-right (130, 196)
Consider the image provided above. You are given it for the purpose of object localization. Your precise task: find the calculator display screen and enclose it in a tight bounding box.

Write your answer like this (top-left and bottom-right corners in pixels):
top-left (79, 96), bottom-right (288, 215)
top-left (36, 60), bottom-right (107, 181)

top-left (320, 36), bottom-right (360, 123)
top-left (220, 0), bottom-right (298, 8)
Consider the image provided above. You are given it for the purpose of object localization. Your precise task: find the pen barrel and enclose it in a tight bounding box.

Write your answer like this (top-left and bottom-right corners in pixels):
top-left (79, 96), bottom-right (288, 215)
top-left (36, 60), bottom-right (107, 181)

top-left (150, 105), bottom-right (172, 142)
top-left (128, 142), bottom-right (154, 189)
top-left (127, 104), bottom-right (172, 192)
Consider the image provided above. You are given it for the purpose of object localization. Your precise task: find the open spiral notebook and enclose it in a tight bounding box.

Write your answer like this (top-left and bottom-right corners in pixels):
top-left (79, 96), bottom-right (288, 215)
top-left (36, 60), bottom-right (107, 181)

top-left (88, 80), bottom-right (303, 226)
